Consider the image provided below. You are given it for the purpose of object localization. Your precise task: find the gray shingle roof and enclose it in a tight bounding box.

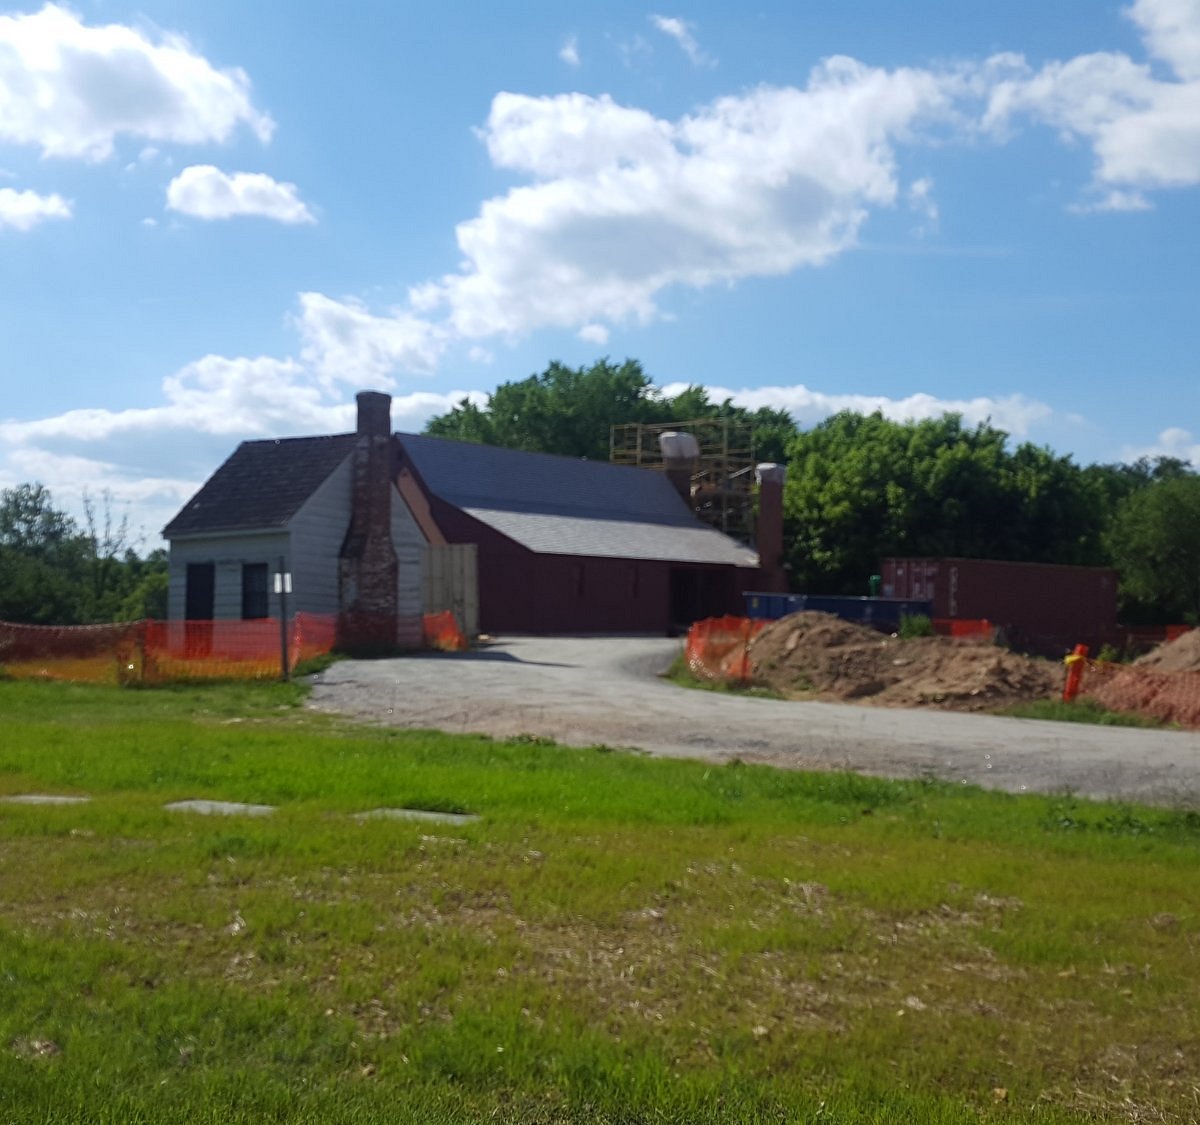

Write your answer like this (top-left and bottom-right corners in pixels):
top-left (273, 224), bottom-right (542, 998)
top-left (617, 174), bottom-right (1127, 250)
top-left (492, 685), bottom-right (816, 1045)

top-left (461, 508), bottom-right (758, 566)
top-left (163, 434), bottom-right (354, 537)
top-left (400, 433), bottom-right (757, 567)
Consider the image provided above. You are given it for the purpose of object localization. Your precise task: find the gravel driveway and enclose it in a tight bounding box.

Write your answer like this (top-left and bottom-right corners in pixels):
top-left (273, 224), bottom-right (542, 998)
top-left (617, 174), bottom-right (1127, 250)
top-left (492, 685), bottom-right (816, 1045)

top-left (308, 635), bottom-right (1200, 806)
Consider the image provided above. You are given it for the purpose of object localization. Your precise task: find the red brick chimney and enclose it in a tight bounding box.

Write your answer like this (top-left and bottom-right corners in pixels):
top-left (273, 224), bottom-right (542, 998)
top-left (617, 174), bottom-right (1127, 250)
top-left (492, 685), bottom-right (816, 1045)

top-left (755, 463), bottom-right (788, 593)
top-left (338, 391), bottom-right (399, 653)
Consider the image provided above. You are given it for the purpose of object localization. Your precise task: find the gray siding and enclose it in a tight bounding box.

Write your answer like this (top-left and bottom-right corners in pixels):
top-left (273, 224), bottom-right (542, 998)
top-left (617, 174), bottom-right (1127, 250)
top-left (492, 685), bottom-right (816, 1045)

top-left (288, 456), bottom-right (353, 616)
top-left (168, 455), bottom-right (429, 631)
top-left (167, 532), bottom-right (291, 620)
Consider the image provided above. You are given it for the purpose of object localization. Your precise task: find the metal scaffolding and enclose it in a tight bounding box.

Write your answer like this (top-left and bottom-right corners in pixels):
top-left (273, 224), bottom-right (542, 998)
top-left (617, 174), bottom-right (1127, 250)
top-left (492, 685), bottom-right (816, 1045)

top-left (609, 418), bottom-right (757, 541)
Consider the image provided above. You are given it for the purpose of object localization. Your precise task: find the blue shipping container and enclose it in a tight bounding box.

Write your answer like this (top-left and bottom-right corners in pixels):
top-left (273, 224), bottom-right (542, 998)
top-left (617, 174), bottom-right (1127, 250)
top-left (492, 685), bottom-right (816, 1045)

top-left (744, 593), bottom-right (932, 630)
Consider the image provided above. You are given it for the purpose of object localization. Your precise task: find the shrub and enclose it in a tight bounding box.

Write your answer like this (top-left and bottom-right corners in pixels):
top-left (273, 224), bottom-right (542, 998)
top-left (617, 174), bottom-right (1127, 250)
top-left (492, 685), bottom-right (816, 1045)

top-left (898, 613), bottom-right (935, 639)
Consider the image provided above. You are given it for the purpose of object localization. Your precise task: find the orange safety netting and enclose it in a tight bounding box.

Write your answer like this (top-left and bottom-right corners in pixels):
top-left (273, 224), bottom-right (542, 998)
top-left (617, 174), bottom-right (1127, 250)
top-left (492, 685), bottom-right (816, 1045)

top-left (422, 610), bottom-right (468, 652)
top-left (685, 615), bottom-right (767, 682)
top-left (0, 620), bottom-right (144, 685)
top-left (140, 613), bottom-right (339, 682)
top-left (1, 611), bottom-right (476, 685)
top-left (1078, 659), bottom-right (1200, 729)
top-left (933, 618), bottom-right (993, 638)
top-left (1, 614), bottom-right (342, 684)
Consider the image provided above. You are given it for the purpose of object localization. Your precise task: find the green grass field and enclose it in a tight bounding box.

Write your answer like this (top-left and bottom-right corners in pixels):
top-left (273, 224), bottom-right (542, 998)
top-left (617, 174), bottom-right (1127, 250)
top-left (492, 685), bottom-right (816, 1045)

top-left (1, 680), bottom-right (1198, 1123)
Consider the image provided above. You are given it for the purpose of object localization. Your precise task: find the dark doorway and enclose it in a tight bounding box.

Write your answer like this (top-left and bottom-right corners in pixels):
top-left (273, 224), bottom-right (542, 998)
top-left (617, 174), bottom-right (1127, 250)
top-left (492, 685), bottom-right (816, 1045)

top-left (184, 562), bottom-right (215, 656)
top-left (670, 568), bottom-right (704, 628)
top-left (670, 566), bottom-right (735, 628)
top-left (185, 563), bottom-right (215, 619)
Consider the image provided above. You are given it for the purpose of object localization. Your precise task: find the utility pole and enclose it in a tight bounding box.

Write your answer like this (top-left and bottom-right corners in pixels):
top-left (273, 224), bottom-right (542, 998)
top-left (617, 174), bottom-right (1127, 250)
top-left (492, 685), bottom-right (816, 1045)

top-left (275, 557), bottom-right (292, 681)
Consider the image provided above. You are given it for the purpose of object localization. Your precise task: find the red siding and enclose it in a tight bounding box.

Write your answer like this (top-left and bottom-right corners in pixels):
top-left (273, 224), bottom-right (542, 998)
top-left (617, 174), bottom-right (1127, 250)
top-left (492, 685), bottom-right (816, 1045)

top-left (426, 495), bottom-right (746, 633)
top-left (882, 557), bottom-right (1118, 654)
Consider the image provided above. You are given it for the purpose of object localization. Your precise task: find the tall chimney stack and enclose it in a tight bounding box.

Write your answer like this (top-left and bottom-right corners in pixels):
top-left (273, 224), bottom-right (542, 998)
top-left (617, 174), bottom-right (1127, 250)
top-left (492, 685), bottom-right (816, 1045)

top-left (658, 431), bottom-right (700, 504)
top-left (338, 391), bottom-right (399, 653)
top-left (755, 463), bottom-right (788, 593)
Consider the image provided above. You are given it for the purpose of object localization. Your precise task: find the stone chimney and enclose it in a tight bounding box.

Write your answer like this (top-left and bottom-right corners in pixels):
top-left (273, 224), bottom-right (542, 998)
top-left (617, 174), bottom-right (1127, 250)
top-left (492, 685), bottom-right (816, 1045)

top-left (338, 391), bottom-right (399, 653)
top-left (755, 463), bottom-right (788, 593)
top-left (658, 431), bottom-right (700, 504)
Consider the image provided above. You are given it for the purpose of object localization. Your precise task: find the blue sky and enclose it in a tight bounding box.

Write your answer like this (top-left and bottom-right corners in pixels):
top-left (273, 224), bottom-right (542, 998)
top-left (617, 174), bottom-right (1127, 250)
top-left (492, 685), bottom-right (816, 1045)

top-left (2, 0), bottom-right (1199, 545)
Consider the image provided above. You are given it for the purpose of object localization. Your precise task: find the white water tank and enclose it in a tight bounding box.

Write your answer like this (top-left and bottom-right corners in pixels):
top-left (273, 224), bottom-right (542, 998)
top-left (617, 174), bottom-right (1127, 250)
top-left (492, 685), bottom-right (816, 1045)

top-left (658, 431), bottom-right (700, 463)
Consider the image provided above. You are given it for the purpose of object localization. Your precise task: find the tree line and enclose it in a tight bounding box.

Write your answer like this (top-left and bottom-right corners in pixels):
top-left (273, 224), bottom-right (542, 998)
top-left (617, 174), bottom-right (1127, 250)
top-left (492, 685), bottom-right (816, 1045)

top-left (427, 359), bottom-right (1200, 624)
top-left (0, 484), bottom-right (167, 625)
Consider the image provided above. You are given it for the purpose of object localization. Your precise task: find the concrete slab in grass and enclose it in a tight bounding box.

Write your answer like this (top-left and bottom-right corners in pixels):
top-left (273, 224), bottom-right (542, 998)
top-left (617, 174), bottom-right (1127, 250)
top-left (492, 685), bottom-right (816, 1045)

top-left (164, 799), bottom-right (276, 817)
top-left (1, 794), bottom-right (91, 806)
top-left (354, 807), bottom-right (479, 826)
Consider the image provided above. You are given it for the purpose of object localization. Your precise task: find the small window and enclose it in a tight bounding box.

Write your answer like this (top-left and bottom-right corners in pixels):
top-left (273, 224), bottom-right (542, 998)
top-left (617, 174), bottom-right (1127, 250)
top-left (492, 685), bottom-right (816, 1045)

top-left (241, 563), bottom-right (270, 619)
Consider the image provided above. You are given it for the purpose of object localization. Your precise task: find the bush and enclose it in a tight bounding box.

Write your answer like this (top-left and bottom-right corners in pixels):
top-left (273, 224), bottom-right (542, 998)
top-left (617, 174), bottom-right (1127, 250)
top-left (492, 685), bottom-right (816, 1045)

top-left (898, 613), bottom-right (934, 639)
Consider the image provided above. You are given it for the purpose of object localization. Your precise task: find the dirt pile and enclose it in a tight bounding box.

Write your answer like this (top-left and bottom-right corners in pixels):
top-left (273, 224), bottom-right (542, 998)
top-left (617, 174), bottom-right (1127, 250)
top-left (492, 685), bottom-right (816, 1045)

top-left (748, 612), bottom-right (1063, 713)
top-left (1132, 628), bottom-right (1200, 672)
top-left (1082, 629), bottom-right (1200, 727)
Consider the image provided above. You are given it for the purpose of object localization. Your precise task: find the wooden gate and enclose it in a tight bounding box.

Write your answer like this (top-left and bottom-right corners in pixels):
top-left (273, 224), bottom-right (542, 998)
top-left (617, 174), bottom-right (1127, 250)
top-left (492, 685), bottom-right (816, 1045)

top-left (422, 544), bottom-right (479, 638)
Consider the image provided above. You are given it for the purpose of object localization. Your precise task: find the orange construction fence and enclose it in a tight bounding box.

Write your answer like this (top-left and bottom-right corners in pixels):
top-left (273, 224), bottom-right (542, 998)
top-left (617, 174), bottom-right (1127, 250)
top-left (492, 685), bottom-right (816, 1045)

top-left (140, 614), bottom-right (340, 682)
top-left (1, 611), bottom-right (470, 685)
top-left (0, 619), bottom-right (145, 685)
top-left (422, 610), bottom-right (469, 652)
top-left (685, 615), bottom-right (766, 683)
top-left (1074, 655), bottom-right (1200, 729)
top-left (933, 618), bottom-right (993, 638)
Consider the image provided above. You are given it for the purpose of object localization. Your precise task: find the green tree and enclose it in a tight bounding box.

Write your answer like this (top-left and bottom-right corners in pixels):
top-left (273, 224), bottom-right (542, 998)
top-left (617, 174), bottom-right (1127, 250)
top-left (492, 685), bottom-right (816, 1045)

top-left (117, 549), bottom-right (169, 620)
top-left (1108, 474), bottom-right (1200, 623)
top-left (0, 483), bottom-right (85, 624)
top-left (427, 358), bottom-right (663, 461)
top-left (424, 358), bottom-right (798, 463)
top-left (782, 412), bottom-right (1106, 593)
top-left (0, 483), bottom-right (78, 560)
top-left (0, 484), bottom-right (168, 625)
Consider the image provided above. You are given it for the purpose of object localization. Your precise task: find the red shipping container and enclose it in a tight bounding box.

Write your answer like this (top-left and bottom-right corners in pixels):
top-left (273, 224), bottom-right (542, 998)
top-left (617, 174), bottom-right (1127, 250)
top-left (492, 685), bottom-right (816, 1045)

top-left (881, 557), bottom-right (1118, 656)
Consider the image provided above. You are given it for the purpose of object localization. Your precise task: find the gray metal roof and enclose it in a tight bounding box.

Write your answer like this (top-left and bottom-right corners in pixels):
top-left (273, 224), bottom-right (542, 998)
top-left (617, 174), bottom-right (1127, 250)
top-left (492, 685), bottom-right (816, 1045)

top-left (400, 433), bottom-right (757, 567)
top-left (163, 434), bottom-right (354, 537)
top-left (461, 507), bottom-right (758, 566)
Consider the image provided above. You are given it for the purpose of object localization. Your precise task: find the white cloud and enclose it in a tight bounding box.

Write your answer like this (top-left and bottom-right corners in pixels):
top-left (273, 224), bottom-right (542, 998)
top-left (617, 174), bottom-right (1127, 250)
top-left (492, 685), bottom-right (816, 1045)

top-left (395, 4), bottom-right (1200, 350)
top-left (1120, 426), bottom-right (1200, 465)
top-left (559, 35), bottom-right (580, 67)
top-left (296, 293), bottom-right (447, 385)
top-left (0, 187), bottom-right (71, 230)
top-left (1069, 188), bottom-right (1153, 213)
top-left (984, 0), bottom-right (1200, 201)
top-left (166, 165), bottom-right (314, 223)
top-left (0, 355), bottom-right (483, 538)
top-left (662, 382), bottom-right (1057, 438)
top-left (0, 3), bottom-right (272, 161)
top-left (649, 14), bottom-right (714, 67)
top-left (578, 323), bottom-right (610, 345)
top-left (1128, 0), bottom-right (1200, 80)
top-left (906, 177), bottom-right (939, 232)
top-left (416, 64), bottom-right (955, 341)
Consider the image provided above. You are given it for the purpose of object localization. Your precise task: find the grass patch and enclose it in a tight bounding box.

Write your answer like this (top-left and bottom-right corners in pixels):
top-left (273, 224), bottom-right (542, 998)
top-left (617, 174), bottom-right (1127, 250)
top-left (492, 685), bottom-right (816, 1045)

top-left (1004, 696), bottom-right (1169, 728)
top-left (662, 652), bottom-right (782, 699)
top-left (1, 680), bottom-right (1200, 1123)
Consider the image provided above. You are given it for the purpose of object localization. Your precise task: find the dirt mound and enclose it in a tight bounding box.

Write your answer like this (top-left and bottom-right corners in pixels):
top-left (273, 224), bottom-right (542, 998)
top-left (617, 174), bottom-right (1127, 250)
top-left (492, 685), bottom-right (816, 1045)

top-left (749, 611), bottom-right (1063, 712)
top-left (1133, 628), bottom-right (1200, 673)
top-left (1075, 629), bottom-right (1200, 726)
